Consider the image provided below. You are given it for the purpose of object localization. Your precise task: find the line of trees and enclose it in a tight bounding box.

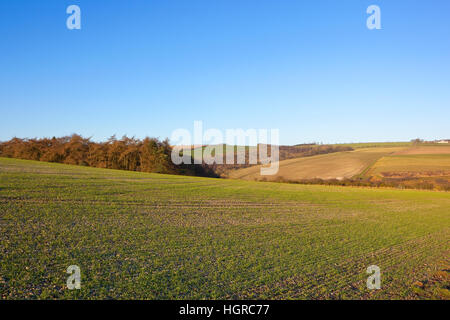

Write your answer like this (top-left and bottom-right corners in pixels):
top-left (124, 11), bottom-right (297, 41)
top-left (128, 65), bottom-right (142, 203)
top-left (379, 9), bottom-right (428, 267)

top-left (0, 134), bottom-right (217, 177)
top-left (259, 176), bottom-right (450, 191)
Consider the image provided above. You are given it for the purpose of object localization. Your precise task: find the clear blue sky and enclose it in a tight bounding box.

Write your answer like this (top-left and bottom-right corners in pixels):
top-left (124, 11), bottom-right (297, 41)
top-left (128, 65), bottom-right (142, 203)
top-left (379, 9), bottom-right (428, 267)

top-left (1, 0), bottom-right (449, 145)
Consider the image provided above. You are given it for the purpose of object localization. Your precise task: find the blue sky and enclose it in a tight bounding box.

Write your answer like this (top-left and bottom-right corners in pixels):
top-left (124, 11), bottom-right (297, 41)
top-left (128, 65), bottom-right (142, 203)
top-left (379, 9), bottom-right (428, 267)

top-left (0, 0), bottom-right (449, 145)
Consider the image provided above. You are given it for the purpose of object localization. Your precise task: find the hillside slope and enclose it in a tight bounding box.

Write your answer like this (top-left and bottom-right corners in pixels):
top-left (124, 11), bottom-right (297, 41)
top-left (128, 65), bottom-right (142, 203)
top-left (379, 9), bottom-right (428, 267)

top-left (228, 148), bottom-right (403, 181)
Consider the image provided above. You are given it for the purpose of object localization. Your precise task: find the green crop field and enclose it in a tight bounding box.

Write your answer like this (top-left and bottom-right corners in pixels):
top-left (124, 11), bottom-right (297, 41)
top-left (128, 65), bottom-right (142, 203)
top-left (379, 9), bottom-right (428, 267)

top-left (0, 157), bottom-right (449, 299)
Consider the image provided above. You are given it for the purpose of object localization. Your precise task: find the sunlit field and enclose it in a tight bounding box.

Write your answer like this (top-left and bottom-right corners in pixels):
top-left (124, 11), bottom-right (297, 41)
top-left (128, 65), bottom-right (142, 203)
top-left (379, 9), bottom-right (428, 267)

top-left (1, 157), bottom-right (449, 299)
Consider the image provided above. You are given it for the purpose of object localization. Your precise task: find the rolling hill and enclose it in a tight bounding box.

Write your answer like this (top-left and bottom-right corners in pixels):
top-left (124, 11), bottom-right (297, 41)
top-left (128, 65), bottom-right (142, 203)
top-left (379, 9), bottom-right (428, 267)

top-left (227, 145), bottom-right (450, 190)
top-left (227, 147), bottom-right (403, 181)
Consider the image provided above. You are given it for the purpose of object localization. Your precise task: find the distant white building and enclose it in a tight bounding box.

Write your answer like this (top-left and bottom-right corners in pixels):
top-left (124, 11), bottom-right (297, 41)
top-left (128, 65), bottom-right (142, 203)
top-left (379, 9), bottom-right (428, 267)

top-left (437, 140), bottom-right (449, 144)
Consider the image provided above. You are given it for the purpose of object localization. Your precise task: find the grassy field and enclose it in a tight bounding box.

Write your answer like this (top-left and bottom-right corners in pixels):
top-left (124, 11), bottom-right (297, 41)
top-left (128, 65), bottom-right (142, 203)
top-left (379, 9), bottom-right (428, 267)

top-left (393, 146), bottom-right (450, 155)
top-left (189, 144), bottom-right (353, 177)
top-left (227, 146), bottom-right (450, 191)
top-left (361, 147), bottom-right (450, 191)
top-left (227, 148), bottom-right (402, 181)
top-left (0, 157), bottom-right (449, 299)
top-left (366, 154), bottom-right (450, 177)
top-left (334, 142), bottom-right (413, 149)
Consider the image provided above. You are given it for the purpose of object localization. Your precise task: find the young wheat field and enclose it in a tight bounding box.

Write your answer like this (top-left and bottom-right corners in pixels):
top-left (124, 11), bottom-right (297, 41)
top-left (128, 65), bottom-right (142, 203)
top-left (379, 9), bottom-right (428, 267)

top-left (0, 157), bottom-right (449, 299)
